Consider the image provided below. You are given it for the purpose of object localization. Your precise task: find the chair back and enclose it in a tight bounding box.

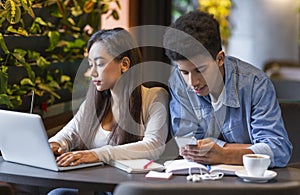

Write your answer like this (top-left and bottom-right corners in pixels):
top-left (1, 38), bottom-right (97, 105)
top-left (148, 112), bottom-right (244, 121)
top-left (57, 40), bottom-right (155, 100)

top-left (114, 181), bottom-right (300, 195)
top-left (0, 182), bottom-right (14, 195)
top-left (279, 101), bottom-right (300, 165)
top-left (272, 79), bottom-right (300, 100)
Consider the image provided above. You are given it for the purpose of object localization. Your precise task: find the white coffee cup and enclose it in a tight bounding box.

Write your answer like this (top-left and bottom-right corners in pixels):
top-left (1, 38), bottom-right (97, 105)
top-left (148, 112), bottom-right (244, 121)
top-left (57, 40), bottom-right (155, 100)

top-left (243, 154), bottom-right (271, 177)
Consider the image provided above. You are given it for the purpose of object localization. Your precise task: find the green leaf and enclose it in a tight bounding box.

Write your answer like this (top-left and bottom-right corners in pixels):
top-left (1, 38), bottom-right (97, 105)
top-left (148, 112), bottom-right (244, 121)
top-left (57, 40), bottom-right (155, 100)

top-left (101, 3), bottom-right (109, 14)
top-left (61, 75), bottom-right (71, 83)
top-left (47, 80), bottom-right (61, 89)
top-left (27, 50), bottom-right (40, 60)
top-left (83, 0), bottom-right (95, 14)
top-left (10, 99), bottom-right (22, 108)
top-left (71, 1), bottom-right (83, 17)
top-left (64, 38), bottom-right (86, 52)
top-left (34, 17), bottom-right (48, 26)
top-left (20, 78), bottom-right (35, 86)
top-left (37, 83), bottom-right (61, 99)
top-left (0, 66), bottom-right (8, 94)
top-left (115, 0), bottom-right (121, 10)
top-left (70, 25), bottom-right (81, 32)
top-left (0, 94), bottom-right (12, 107)
top-left (7, 26), bottom-right (28, 36)
top-left (55, 0), bottom-right (66, 18)
top-left (5, 0), bottom-right (22, 24)
top-left (12, 54), bottom-right (35, 81)
top-left (12, 48), bottom-right (27, 63)
top-left (29, 22), bottom-right (42, 34)
top-left (34, 89), bottom-right (44, 97)
top-left (0, 11), bottom-right (7, 28)
top-left (111, 10), bottom-right (119, 20)
top-left (0, 33), bottom-right (10, 54)
top-left (67, 17), bottom-right (76, 26)
top-left (21, 0), bottom-right (35, 19)
top-left (36, 56), bottom-right (50, 68)
top-left (46, 31), bottom-right (60, 51)
top-left (50, 8), bottom-right (63, 18)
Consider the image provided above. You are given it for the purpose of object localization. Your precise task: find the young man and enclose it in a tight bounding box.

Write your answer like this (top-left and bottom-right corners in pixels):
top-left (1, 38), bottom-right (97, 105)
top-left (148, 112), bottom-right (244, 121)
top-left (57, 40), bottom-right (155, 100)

top-left (163, 11), bottom-right (292, 167)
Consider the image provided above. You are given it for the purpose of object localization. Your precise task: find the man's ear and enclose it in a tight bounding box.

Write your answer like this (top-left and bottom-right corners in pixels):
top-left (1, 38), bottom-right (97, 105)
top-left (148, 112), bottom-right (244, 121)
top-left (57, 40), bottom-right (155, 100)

top-left (215, 51), bottom-right (225, 67)
top-left (120, 57), bottom-right (130, 73)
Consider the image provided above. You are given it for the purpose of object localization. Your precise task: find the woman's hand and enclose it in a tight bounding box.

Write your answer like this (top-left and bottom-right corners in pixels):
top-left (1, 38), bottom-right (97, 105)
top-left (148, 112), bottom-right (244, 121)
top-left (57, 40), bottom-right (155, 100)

top-left (56, 150), bottom-right (100, 167)
top-left (50, 142), bottom-right (65, 156)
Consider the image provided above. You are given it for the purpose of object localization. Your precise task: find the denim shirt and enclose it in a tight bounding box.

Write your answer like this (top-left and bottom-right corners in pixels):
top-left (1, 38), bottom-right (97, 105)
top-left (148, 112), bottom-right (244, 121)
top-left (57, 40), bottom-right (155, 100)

top-left (169, 56), bottom-right (292, 167)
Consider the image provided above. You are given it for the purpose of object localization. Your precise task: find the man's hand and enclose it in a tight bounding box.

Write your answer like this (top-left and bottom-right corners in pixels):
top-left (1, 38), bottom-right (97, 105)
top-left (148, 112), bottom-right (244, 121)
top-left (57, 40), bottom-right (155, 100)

top-left (180, 138), bottom-right (225, 164)
top-left (179, 138), bottom-right (254, 165)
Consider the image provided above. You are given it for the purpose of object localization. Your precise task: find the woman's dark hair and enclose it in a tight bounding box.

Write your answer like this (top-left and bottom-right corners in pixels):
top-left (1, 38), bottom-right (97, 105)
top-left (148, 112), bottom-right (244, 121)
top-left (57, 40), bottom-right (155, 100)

top-left (80, 28), bottom-right (143, 148)
top-left (164, 11), bottom-right (222, 61)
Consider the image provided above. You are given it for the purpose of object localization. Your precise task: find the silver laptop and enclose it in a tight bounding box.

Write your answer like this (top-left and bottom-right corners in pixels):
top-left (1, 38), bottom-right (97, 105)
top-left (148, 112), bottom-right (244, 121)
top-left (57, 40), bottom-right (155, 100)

top-left (0, 109), bottom-right (104, 171)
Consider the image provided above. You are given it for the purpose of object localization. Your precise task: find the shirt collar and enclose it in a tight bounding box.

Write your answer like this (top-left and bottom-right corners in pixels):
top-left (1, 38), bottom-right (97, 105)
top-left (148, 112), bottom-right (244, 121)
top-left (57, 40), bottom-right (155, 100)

top-left (223, 56), bottom-right (240, 108)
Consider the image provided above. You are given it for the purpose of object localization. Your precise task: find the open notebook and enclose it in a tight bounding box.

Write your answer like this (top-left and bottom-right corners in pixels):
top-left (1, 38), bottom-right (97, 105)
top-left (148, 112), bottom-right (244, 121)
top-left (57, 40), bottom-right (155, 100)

top-left (0, 109), bottom-right (103, 171)
top-left (164, 159), bottom-right (243, 175)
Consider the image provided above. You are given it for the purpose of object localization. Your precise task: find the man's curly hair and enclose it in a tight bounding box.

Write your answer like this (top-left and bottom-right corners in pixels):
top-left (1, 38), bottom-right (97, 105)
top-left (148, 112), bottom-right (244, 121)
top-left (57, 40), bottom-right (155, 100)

top-left (163, 11), bottom-right (222, 61)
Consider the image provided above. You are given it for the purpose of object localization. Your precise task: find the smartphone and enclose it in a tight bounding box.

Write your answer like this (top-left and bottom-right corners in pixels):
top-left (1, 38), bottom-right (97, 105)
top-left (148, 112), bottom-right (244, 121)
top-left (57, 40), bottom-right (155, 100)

top-left (174, 136), bottom-right (198, 148)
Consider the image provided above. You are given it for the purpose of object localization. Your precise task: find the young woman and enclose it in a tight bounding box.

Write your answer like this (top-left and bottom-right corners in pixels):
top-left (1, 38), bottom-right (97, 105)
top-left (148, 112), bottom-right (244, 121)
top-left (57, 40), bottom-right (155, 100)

top-left (48, 28), bottom-right (169, 194)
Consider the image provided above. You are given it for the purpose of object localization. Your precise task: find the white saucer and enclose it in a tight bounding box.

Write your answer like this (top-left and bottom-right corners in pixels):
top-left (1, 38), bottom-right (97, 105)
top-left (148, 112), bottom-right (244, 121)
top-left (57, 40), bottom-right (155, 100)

top-left (235, 170), bottom-right (277, 183)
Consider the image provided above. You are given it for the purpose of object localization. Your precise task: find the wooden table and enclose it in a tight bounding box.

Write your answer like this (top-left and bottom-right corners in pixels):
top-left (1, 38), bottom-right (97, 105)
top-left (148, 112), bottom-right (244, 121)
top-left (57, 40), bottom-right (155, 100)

top-left (0, 157), bottom-right (300, 194)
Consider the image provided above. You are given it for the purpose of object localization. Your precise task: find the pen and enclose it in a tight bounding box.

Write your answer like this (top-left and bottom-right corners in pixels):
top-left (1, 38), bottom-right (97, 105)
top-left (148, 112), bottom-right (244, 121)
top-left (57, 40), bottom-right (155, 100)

top-left (143, 160), bottom-right (154, 169)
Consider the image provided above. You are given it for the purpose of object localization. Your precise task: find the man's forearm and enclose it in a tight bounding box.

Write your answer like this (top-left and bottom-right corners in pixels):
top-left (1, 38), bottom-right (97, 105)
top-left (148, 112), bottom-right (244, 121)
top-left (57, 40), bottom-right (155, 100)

top-left (223, 143), bottom-right (253, 164)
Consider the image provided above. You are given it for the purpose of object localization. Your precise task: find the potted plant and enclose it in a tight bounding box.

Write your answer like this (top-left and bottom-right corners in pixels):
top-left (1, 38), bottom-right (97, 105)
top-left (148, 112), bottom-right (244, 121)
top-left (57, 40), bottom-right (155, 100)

top-left (0, 0), bottom-right (120, 111)
top-left (198, 0), bottom-right (232, 49)
top-left (172, 0), bottom-right (232, 49)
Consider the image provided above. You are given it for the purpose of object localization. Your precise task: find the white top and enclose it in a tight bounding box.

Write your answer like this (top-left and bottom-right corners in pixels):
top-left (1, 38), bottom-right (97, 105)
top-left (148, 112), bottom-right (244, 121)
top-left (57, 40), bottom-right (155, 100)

top-left (91, 125), bottom-right (111, 148)
top-left (49, 86), bottom-right (169, 163)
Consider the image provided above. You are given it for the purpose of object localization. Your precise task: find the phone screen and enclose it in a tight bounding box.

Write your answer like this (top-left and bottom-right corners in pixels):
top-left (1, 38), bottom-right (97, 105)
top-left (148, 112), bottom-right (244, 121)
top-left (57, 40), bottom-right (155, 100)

top-left (174, 136), bottom-right (198, 148)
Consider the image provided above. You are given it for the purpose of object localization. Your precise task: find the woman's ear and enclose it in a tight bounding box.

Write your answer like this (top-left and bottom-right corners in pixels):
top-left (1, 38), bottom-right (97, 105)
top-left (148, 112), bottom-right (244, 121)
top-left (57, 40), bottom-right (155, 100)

top-left (215, 51), bottom-right (225, 67)
top-left (120, 57), bottom-right (130, 73)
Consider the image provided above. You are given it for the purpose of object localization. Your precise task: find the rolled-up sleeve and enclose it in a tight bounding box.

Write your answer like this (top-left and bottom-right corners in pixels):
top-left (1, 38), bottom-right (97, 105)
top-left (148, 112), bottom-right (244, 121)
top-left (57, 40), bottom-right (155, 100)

top-left (249, 76), bottom-right (292, 167)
